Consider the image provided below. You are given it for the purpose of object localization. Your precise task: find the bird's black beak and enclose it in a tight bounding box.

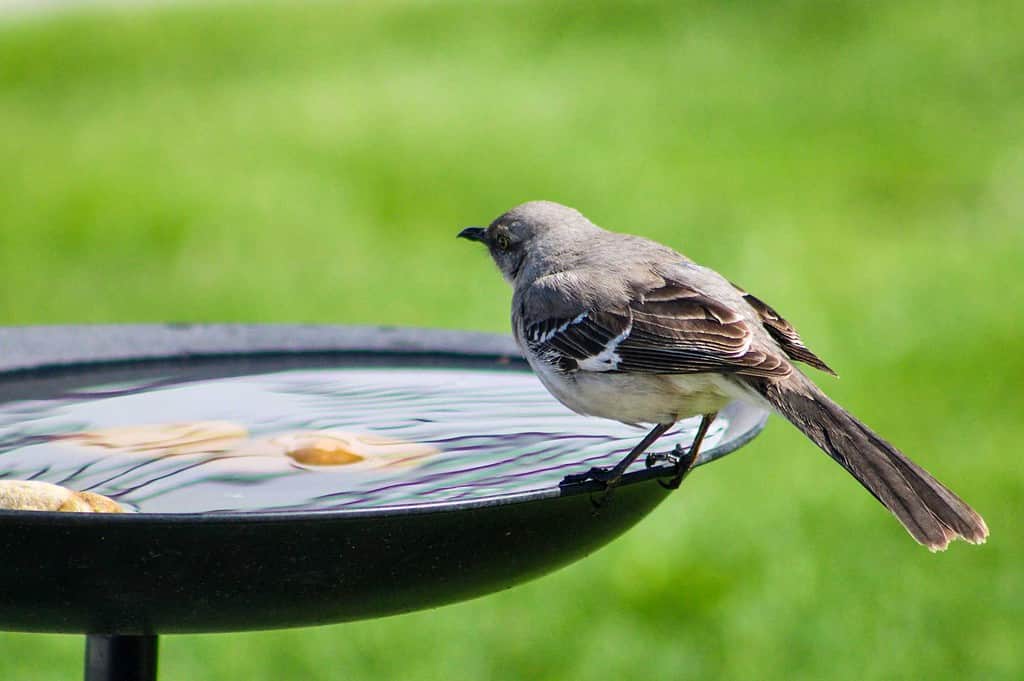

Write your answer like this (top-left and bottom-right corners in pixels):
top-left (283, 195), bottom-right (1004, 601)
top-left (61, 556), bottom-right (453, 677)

top-left (457, 226), bottom-right (486, 243)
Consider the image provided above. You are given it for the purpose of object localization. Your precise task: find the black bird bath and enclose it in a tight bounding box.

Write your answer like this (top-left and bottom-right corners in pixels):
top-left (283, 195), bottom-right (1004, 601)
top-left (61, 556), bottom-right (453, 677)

top-left (0, 325), bottom-right (768, 681)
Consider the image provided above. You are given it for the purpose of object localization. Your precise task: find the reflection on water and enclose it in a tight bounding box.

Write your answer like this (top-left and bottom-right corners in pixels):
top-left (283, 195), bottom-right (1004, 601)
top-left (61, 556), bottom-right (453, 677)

top-left (0, 368), bottom-right (727, 514)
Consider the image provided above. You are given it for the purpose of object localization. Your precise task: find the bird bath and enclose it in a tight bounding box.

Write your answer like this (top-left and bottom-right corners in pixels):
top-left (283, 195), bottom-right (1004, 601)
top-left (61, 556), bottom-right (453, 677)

top-left (0, 325), bottom-right (768, 680)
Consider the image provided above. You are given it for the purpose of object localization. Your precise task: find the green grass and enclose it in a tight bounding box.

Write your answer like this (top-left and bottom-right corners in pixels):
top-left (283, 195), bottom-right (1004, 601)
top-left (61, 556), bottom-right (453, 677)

top-left (1, 1), bottom-right (1022, 679)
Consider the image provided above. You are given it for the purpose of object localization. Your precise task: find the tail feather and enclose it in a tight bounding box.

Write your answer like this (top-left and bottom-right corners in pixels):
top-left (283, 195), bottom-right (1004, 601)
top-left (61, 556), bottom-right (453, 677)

top-left (755, 373), bottom-right (989, 551)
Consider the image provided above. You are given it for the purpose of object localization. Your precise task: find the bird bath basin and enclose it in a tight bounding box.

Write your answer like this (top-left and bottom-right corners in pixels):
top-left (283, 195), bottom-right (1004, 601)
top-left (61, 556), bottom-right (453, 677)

top-left (0, 325), bottom-right (768, 680)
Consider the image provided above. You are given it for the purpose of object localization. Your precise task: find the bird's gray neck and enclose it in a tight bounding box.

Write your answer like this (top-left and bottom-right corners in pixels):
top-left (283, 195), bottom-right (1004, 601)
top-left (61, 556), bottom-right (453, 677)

top-left (515, 225), bottom-right (605, 286)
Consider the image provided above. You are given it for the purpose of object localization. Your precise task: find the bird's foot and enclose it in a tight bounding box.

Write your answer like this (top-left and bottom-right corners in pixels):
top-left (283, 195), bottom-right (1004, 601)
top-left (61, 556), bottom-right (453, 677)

top-left (645, 447), bottom-right (681, 468)
top-left (560, 466), bottom-right (627, 510)
top-left (646, 443), bottom-right (698, 490)
top-left (560, 466), bottom-right (621, 488)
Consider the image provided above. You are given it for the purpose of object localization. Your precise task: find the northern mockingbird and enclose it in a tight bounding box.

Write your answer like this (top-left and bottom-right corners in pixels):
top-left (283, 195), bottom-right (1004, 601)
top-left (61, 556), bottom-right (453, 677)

top-left (459, 200), bottom-right (988, 551)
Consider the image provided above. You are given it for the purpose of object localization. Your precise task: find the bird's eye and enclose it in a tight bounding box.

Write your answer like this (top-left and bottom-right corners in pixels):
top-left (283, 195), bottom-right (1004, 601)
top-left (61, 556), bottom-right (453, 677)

top-left (495, 234), bottom-right (511, 251)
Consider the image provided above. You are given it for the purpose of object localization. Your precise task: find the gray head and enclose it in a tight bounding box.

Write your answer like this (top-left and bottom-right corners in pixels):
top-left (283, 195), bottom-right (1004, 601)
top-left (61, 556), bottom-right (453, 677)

top-left (458, 200), bottom-right (593, 283)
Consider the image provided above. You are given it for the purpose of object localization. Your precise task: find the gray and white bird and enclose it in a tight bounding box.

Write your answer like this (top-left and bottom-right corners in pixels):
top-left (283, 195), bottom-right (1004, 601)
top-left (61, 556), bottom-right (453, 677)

top-left (459, 200), bottom-right (988, 551)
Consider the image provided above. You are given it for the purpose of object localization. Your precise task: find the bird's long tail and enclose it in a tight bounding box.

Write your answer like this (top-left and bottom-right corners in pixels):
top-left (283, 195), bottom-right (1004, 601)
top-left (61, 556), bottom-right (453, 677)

top-left (753, 372), bottom-right (988, 551)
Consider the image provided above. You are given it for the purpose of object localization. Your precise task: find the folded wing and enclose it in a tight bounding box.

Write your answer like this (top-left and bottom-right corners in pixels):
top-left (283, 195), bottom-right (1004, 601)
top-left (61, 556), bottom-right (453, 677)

top-left (523, 282), bottom-right (792, 378)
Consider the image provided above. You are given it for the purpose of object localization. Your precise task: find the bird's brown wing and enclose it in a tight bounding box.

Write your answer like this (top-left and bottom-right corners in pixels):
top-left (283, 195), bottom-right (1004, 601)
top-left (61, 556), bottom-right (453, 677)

top-left (523, 282), bottom-right (791, 378)
top-left (730, 282), bottom-right (837, 376)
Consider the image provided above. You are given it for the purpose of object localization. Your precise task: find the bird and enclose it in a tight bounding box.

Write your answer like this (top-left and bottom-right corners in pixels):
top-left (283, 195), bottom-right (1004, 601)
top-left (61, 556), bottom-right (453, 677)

top-left (458, 200), bottom-right (988, 551)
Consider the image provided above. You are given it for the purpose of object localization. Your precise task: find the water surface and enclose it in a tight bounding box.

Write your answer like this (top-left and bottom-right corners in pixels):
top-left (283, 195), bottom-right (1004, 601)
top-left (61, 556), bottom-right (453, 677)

top-left (0, 368), bottom-right (727, 513)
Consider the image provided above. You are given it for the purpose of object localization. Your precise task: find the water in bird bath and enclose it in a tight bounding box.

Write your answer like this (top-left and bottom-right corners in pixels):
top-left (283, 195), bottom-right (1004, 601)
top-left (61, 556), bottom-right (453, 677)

top-left (0, 367), bottom-right (727, 514)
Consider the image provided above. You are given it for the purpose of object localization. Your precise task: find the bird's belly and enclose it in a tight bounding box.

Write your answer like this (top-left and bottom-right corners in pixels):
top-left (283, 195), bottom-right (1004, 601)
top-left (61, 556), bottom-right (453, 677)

top-left (534, 367), bottom-right (735, 425)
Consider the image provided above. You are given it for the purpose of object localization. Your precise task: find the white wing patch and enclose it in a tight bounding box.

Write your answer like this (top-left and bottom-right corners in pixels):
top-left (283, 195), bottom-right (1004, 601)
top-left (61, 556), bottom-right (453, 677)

top-left (576, 320), bottom-right (633, 372)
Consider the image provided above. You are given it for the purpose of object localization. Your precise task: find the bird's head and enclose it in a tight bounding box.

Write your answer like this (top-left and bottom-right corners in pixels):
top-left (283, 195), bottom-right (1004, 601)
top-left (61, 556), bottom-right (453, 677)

top-left (458, 200), bottom-right (588, 284)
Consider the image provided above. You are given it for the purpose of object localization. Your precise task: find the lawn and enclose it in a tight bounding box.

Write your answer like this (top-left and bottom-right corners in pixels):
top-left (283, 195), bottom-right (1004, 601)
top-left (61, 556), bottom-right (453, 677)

top-left (1, 1), bottom-right (1022, 679)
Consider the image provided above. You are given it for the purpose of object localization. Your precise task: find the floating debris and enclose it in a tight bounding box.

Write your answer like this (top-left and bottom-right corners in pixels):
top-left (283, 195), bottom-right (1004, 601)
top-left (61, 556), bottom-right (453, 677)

top-left (252, 431), bottom-right (441, 469)
top-left (59, 421), bottom-right (249, 456)
top-left (0, 480), bottom-right (123, 513)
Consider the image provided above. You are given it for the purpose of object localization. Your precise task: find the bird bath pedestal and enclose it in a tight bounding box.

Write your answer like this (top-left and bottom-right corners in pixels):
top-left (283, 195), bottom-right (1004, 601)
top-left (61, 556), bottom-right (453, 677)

top-left (0, 325), bottom-right (768, 680)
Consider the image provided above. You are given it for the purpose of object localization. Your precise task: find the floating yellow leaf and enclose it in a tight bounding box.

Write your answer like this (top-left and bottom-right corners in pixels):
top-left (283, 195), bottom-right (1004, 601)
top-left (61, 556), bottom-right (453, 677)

top-left (0, 480), bottom-right (123, 513)
top-left (61, 421), bottom-right (249, 456)
top-left (260, 431), bottom-right (440, 469)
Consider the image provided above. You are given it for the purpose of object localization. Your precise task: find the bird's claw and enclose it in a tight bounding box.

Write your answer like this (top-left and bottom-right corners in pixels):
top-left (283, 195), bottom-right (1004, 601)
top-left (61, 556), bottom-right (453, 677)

top-left (560, 466), bottom-right (620, 488)
top-left (560, 466), bottom-right (625, 512)
top-left (658, 476), bottom-right (684, 490)
top-left (589, 488), bottom-right (614, 510)
top-left (647, 443), bottom-right (699, 490)
top-left (645, 447), bottom-right (682, 469)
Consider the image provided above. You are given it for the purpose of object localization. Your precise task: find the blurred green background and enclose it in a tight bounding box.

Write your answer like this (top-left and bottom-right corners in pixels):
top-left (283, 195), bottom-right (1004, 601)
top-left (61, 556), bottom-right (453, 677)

top-left (1, 0), bottom-right (1022, 679)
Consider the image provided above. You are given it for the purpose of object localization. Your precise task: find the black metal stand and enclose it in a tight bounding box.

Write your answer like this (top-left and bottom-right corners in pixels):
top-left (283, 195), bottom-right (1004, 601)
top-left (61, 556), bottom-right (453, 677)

top-left (85, 635), bottom-right (158, 681)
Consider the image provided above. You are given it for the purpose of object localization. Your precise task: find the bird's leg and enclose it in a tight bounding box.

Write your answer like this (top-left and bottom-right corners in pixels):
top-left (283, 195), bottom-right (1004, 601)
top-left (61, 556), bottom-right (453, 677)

top-left (654, 412), bottom-right (717, 490)
top-left (561, 422), bottom-right (674, 489)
